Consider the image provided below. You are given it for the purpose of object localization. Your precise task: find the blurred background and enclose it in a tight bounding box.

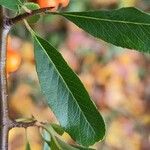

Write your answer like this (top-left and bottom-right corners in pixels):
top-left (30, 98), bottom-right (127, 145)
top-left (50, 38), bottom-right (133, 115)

top-left (6, 0), bottom-right (150, 150)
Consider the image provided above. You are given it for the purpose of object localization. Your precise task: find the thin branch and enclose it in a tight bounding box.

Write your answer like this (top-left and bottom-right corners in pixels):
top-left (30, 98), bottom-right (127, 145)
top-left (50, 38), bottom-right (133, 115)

top-left (7, 7), bottom-right (55, 26)
top-left (11, 120), bottom-right (37, 128)
top-left (0, 6), bottom-right (44, 149)
top-left (0, 6), bottom-right (12, 150)
top-left (0, 6), bottom-right (60, 149)
top-left (11, 120), bottom-right (49, 129)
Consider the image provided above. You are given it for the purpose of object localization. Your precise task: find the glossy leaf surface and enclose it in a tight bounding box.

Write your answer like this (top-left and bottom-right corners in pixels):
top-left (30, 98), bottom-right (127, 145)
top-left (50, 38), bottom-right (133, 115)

top-left (58, 7), bottom-right (150, 52)
top-left (34, 35), bottom-right (105, 146)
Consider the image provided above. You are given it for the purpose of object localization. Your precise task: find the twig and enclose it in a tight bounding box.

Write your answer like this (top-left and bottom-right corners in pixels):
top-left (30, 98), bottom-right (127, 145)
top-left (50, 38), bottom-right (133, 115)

top-left (0, 5), bottom-right (59, 149)
top-left (11, 120), bottom-right (37, 128)
top-left (0, 6), bottom-right (12, 150)
top-left (7, 7), bottom-right (55, 26)
top-left (0, 6), bottom-right (47, 149)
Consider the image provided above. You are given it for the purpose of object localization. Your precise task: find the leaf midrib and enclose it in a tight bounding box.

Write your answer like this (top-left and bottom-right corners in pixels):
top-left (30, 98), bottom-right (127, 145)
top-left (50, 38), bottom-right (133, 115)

top-left (35, 36), bottom-right (97, 137)
top-left (61, 13), bottom-right (150, 26)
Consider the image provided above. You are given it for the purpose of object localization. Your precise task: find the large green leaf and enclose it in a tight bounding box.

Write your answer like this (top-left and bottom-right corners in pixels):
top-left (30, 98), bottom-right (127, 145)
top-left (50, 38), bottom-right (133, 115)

top-left (0, 0), bottom-right (24, 11)
top-left (57, 7), bottom-right (150, 52)
top-left (34, 35), bottom-right (105, 146)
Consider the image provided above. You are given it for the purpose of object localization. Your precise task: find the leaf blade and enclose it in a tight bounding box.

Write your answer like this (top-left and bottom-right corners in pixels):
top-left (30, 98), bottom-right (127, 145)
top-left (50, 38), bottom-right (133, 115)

top-left (25, 142), bottom-right (31, 150)
top-left (34, 35), bottom-right (105, 146)
top-left (52, 137), bottom-right (78, 150)
top-left (58, 7), bottom-right (150, 52)
top-left (0, 0), bottom-right (24, 11)
top-left (51, 124), bottom-right (65, 136)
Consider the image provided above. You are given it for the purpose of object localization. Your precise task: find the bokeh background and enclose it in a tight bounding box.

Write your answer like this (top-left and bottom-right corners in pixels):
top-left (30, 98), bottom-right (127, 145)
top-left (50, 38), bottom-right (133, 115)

top-left (7, 0), bottom-right (150, 150)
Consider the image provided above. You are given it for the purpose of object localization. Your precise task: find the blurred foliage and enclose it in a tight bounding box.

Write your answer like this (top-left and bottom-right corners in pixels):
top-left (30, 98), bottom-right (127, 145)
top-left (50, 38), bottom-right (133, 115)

top-left (7, 0), bottom-right (150, 150)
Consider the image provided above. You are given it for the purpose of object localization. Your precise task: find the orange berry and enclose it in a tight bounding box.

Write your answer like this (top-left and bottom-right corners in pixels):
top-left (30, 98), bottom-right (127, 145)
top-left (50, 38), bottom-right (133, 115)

top-left (7, 50), bottom-right (21, 73)
top-left (58, 0), bottom-right (69, 7)
top-left (38, 0), bottom-right (58, 9)
top-left (37, 0), bottom-right (69, 10)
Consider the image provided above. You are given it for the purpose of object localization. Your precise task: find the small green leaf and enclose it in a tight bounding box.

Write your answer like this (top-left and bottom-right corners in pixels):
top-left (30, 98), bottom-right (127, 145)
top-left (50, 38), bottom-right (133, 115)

top-left (34, 35), bottom-right (105, 146)
top-left (43, 129), bottom-right (77, 150)
top-left (44, 137), bottom-right (78, 150)
top-left (44, 141), bottom-right (51, 150)
top-left (54, 137), bottom-right (78, 150)
top-left (43, 131), bottom-right (51, 150)
top-left (25, 142), bottom-right (31, 150)
top-left (51, 124), bottom-right (64, 135)
top-left (0, 0), bottom-right (24, 11)
top-left (15, 117), bottom-right (36, 123)
top-left (21, 2), bottom-right (40, 24)
top-left (72, 145), bottom-right (95, 150)
top-left (44, 136), bottom-right (94, 150)
top-left (58, 7), bottom-right (150, 52)
top-left (45, 126), bottom-right (95, 150)
top-left (44, 138), bottom-right (58, 150)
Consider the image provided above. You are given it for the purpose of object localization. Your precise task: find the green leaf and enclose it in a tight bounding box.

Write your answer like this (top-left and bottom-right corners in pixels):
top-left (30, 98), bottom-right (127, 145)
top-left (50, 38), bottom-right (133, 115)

top-left (51, 124), bottom-right (64, 135)
top-left (0, 0), bottom-right (24, 11)
top-left (21, 2), bottom-right (40, 24)
top-left (45, 137), bottom-right (94, 150)
top-left (46, 138), bottom-right (60, 150)
top-left (34, 35), bottom-right (105, 146)
top-left (44, 136), bottom-right (78, 150)
top-left (42, 127), bottom-right (77, 150)
top-left (54, 137), bottom-right (78, 150)
top-left (43, 128), bottom-right (93, 150)
top-left (72, 145), bottom-right (95, 150)
top-left (25, 142), bottom-right (31, 150)
top-left (43, 131), bottom-right (51, 150)
top-left (58, 7), bottom-right (150, 52)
